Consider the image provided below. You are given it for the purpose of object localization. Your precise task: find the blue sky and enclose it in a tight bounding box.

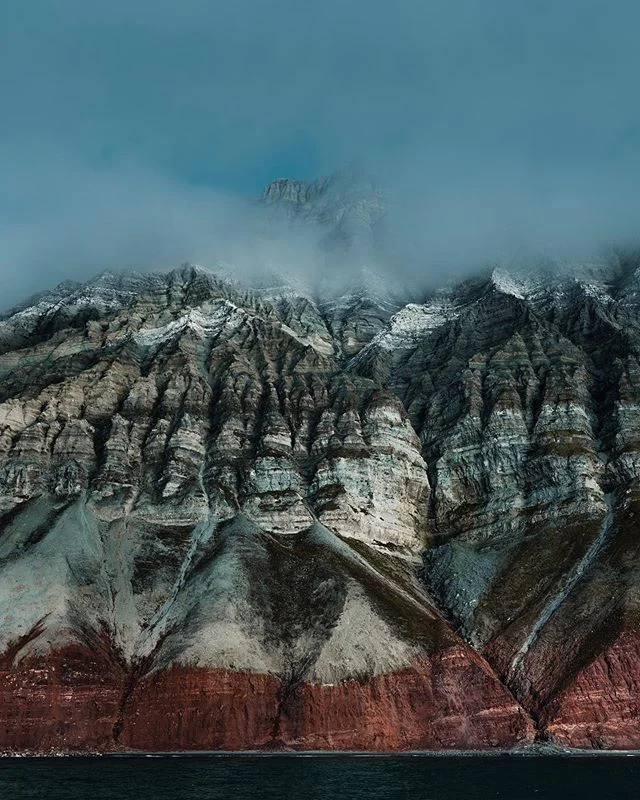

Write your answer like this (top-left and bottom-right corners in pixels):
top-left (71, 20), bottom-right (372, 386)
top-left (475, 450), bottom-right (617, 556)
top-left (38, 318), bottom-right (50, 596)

top-left (2, 1), bottom-right (640, 303)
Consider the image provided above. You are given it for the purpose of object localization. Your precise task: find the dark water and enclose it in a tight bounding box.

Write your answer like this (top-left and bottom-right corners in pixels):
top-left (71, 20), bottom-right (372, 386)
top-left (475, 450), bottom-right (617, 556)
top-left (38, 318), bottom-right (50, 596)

top-left (0, 754), bottom-right (639, 800)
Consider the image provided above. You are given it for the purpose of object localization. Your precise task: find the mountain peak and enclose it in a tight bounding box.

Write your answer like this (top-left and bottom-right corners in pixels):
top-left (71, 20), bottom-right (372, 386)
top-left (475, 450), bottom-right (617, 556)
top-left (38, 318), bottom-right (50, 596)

top-left (259, 171), bottom-right (386, 251)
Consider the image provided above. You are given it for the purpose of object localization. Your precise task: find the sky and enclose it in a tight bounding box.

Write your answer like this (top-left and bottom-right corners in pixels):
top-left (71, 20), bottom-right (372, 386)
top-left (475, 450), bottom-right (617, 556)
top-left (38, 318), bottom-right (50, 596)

top-left (2, 1), bottom-right (640, 306)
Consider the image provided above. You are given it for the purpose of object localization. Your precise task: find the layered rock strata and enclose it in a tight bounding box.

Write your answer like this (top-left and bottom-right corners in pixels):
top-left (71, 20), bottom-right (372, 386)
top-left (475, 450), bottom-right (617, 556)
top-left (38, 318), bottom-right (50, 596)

top-left (1, 248), bottom-right (640, 750)
top-left (352, 263), bottom-right (640, 747)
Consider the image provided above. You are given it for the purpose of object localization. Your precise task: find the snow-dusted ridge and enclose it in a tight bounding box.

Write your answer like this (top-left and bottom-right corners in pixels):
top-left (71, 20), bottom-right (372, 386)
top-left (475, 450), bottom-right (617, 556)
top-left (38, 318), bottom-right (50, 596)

top-left (354, 300), bottom-right (458, 358)
top-left (132, 302), bottom-right (244, 347)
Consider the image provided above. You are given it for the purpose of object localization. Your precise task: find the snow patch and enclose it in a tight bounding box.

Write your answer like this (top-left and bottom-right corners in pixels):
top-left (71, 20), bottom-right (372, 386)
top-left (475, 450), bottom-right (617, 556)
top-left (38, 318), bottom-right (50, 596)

top-left (352, 299), bottom-right (457, 358)
top-left (490, 268), bottom-right (529, 299)
top-left (132, 302), bottom-right (242, 346)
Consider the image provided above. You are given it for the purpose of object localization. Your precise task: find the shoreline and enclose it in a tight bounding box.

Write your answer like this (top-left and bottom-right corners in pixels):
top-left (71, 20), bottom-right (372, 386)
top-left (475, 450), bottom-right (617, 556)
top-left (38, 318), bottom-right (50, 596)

top-left (2, 746), bottom-right (640, 759)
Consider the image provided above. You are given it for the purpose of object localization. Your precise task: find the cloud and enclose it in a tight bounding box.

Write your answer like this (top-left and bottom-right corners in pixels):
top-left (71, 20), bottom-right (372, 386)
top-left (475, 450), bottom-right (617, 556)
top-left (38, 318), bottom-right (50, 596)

top-left (0, 153), bottom-right (332, 306)
top-left (1, 1), bottom-right (640, 306)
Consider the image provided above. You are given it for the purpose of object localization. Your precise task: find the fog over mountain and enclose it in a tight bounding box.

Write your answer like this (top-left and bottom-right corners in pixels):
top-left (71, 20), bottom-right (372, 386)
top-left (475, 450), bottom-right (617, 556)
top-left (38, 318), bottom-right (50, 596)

top-left (2, 1), bottom-right (640, 306)
top-left (4, 2), bottom-right (640, 755)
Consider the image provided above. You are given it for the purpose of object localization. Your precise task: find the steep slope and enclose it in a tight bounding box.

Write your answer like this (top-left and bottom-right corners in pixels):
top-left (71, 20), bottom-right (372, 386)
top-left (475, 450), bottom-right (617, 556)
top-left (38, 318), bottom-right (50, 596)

top-left (351, 262), bottom-right (640, 747)
top-left (2, 167), bottom-right (640, 750)
top-left (0, 264), bottom-right (533, 751)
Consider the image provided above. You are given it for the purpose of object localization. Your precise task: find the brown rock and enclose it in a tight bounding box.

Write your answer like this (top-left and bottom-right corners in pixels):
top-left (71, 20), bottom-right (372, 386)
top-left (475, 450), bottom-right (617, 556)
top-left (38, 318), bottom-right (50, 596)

top-left (542, 630), bottom-right (640, 749)
top-left (0, 639), bottom-right (125, 752)
top-left (117, 654), bottom-right (533, 752)
top-left (118, 667), bottom-right (281, 751)
top-left (278, 652), bottom-right (534, 751)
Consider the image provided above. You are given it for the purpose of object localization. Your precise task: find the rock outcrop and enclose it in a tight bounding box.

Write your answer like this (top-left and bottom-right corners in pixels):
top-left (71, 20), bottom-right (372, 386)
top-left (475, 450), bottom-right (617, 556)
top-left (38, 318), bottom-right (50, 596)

top-left (352, 262), bottom-right (640, 747)
top-left (1, 184), bottom-right (640, 751)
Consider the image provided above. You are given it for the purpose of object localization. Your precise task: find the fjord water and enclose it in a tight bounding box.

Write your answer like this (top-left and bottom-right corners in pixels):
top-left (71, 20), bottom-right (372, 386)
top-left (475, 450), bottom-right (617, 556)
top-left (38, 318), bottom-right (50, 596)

top-left (1, 755), bottom-right (639, 800)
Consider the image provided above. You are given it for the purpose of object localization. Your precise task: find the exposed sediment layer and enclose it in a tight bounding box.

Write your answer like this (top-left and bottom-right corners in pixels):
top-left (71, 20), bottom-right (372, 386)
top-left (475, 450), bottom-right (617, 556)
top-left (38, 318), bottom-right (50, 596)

top-left (0, 640), bottom-right (125, 752)
top-left (0, 655), bottom-right (533, 752)
top-left (541, 631), bottom-right (640, 749)
top-left (2, 235), bottom-right (640, 749)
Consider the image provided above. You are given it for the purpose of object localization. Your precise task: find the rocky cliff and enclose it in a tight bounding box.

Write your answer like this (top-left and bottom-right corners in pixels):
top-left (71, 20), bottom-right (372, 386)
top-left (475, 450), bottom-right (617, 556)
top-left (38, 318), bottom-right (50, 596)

top-left (0, 180), bottom-right (639, 752)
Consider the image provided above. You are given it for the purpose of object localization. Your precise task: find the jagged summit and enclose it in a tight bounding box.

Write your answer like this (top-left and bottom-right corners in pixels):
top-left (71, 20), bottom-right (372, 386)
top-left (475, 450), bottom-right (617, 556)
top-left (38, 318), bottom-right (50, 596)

top-left (261, 168), bottom-right (382, 210)
top-left (260, 170), bottom-right (386, 252)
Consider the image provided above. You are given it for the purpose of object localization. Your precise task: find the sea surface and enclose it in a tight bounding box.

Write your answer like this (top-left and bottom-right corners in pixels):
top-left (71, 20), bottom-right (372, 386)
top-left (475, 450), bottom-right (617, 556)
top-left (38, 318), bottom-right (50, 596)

top-left (0, 753), bottom-right (639, 799)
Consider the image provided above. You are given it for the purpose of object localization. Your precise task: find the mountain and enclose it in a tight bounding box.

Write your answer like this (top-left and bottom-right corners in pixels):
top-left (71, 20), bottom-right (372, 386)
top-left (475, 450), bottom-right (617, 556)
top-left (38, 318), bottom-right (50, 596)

top-left (1, 181), bottom-right (640, 752)
top-left (260, 171), bottom-right (386, 252)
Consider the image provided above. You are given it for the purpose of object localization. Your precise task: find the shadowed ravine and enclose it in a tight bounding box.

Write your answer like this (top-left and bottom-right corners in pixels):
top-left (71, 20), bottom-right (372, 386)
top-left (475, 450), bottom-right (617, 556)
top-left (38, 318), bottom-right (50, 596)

top-left (507, 492), bottom-right (617, 688)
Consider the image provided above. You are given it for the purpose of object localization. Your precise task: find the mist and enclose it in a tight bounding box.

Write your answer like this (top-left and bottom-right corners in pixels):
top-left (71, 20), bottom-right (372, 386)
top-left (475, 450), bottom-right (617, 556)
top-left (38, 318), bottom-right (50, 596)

top-left (2, 1), bottom-right (640, 308)
top-left (0, 153), bottom-right (330, 307)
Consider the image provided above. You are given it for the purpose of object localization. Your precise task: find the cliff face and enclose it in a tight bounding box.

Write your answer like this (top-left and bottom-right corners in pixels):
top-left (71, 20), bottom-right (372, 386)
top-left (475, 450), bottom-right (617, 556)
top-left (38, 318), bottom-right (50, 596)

top-left (1, 189), bottom-right (640, 750)
top-left (352, 264), bottom-right (640, 748)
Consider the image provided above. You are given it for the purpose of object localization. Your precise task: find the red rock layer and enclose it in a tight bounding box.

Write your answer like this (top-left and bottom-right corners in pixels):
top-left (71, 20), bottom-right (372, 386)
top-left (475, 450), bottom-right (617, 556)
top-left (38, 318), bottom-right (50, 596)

top-left (279, 649), bottom-right (534, 750)
top-left (0, 641), bottom-right (125, 752)
top-left (118, 650), bottom-right (534, 751)
top-left (541, 630), bottom-right (640, 749)
top-left (118, 666), bottom-right (282, 751)
top-left (0, 650), bottom-right (535, 752)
